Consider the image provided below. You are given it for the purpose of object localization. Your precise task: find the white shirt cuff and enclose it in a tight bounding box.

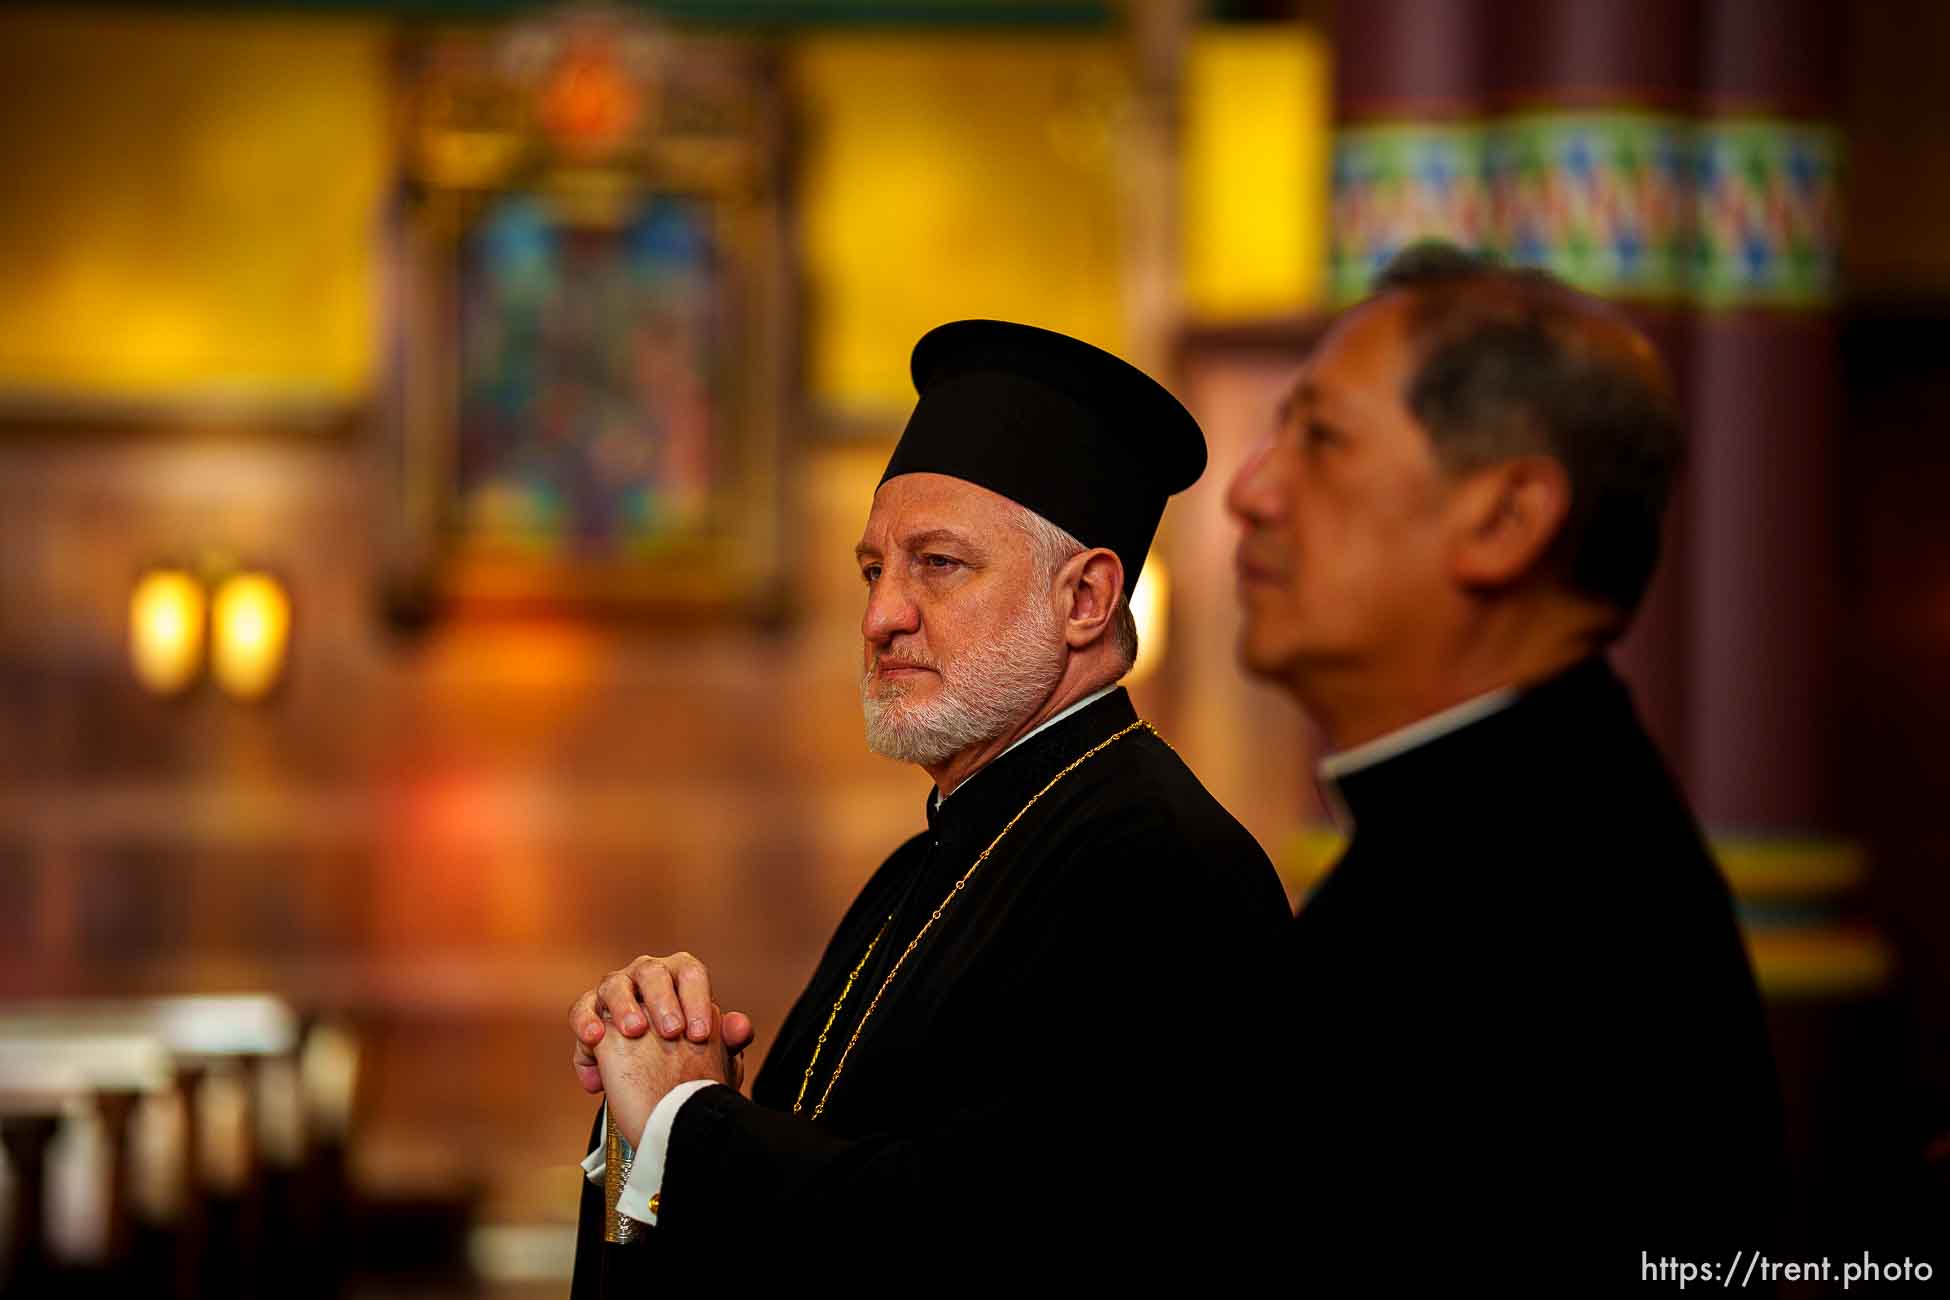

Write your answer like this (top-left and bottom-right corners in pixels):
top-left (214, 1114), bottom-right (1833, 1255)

top-left (581, 1106), bottom-right (610, 1184)
top-left (599, 1080), bottom-right (717, 1227)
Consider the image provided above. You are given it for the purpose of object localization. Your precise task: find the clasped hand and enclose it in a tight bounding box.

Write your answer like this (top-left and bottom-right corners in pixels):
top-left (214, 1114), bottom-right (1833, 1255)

top-left (569, 952), bottom-right (756, 1147)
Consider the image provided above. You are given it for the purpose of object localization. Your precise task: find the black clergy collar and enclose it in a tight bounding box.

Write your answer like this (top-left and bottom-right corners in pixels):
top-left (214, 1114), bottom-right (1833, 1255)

top-left (922, 686), bottom-right (1138, 848)
top-left (1325, 655), bottom-right (1624, 833)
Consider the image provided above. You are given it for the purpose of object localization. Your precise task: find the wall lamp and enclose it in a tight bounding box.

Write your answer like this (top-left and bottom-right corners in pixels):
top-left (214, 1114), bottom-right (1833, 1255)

top-left (129, 565), bottom-right (292, 701)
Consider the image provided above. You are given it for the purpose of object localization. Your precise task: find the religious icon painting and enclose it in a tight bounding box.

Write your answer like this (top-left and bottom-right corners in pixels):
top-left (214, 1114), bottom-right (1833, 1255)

top-left (385, 7), bottom-right (794, 621)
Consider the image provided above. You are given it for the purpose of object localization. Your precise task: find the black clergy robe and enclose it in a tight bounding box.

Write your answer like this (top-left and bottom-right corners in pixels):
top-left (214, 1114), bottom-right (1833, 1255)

top-left (571, 686), bottom-right (1289, 1285)
top-left (1267, 656), bottom-right (1787, 1286)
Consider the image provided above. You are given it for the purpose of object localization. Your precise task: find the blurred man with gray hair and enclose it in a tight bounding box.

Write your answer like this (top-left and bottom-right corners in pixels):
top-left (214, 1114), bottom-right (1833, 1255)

top-left (1230, 244), bottom-right (1786, 1281)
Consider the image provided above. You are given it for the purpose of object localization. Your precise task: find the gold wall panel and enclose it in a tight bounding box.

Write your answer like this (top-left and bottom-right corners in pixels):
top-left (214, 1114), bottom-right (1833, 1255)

top-left (0, 11), bottom-right (390, 405)
top-left (1182, 25), bottom-right (1330, 320)
top-left (791, 33), bottom-right (1129, 411)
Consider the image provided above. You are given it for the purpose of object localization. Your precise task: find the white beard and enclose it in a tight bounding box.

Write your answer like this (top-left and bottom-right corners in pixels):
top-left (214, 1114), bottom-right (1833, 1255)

top-left (860, 594), bottom-right (1067, 768)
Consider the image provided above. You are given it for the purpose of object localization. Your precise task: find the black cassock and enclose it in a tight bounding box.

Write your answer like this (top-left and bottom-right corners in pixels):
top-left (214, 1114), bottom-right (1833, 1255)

top-left (1270, 656), bottom-right (1788, 1284)
top-left (572, 687), bottom-right (1289, 1285)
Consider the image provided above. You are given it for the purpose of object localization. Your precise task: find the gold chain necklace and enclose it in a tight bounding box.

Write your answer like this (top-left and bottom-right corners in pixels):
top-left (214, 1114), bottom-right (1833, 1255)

top-left (790, 916), bottom-right (888, 1115)
top-left (802, 718), bottom-right (1154, 1122)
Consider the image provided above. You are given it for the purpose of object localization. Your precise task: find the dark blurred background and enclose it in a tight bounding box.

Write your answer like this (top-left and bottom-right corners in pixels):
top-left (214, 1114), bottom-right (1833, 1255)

top-left (0, 1), bottom-right (1944, 1295)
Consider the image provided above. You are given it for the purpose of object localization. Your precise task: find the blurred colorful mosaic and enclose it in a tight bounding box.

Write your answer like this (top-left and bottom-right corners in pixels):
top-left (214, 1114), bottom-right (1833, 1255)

top-left (456, 192), bottom-right (723, 560)
top-left (1488, 113), bottom-right (1694, 299)
top-left (1330, 114), bottom-right (1842, 308)
top-left (1691, 120), bottom-right (1843, 307)
top-left (1329, 124), bottom-right (1491, 303)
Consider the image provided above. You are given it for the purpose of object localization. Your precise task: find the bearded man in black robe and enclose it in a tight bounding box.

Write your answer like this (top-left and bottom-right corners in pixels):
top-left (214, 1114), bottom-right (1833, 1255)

top-left (1226, 244), bottom-right (1788, 1285)
top-left (565, 320), bottom-right (1288, 1284)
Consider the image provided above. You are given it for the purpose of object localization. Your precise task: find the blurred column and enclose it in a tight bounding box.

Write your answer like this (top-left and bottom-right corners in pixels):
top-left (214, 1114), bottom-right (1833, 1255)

top-left (1329, 0), bottom-right (1494, 301)
top-left (1686, 0), bottom-right (1843, 830)
top-left (1120, 0), bottom-right (1197, 377)
top-left (1684, 0), bottom-right (1886, 1005)
top-left (1490, 0), bottom-right (1700, 768)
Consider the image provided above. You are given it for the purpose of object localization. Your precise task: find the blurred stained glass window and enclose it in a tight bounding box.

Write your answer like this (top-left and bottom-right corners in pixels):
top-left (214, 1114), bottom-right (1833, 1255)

top-left (455, 193), bottom-right (723, 562)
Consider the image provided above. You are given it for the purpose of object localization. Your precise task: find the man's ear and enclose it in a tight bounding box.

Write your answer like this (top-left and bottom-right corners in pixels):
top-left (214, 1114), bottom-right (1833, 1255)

top-left (1449, 455), bottom-right (1572, 589)
top-left (1059, 548), bottom-right (1124, 649)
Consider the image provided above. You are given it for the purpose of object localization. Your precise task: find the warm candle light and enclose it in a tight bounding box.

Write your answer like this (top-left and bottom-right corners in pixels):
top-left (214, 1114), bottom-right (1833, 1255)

top-left (129, 569), bottom-right (206, 696)
top-left (210, 572), bottom-right (291, 700)
top-left (1125, 551), bottom-right (1170, 686)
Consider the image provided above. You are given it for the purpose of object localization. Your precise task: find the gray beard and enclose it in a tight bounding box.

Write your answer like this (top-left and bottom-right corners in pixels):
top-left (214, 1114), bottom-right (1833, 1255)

top-left (860, 601), bottom-right (1067, 768)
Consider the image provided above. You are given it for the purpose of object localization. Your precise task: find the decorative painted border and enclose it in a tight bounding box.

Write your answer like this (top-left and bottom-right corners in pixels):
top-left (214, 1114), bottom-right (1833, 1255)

top-left (1329, 114), bottom-right (1843, 308)
top-left (1489, 112), bottom-right (1695, 300)
top-left (1692, 119), bottom-right (1843, 307)
top-left (1329, 123), bottom-right (1492, 303)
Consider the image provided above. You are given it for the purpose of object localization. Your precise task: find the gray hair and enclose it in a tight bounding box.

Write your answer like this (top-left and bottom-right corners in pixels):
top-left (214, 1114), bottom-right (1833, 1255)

top-left (1371, 240), bottom-right (1683, 618)
top-left (1010, 504), bottom-right (1140, 677)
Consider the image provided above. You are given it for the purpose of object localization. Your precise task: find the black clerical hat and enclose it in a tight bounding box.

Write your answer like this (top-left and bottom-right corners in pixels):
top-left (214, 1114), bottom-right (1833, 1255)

top-left (878, 320), bottom-right (1206, 593)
